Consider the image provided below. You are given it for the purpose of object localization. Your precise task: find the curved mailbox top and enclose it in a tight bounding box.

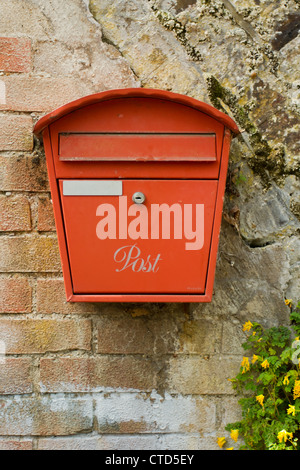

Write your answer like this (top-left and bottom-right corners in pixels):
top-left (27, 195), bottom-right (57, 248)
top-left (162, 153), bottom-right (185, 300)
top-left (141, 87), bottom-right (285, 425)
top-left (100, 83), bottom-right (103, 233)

top-left (33, 87), bottom-right (240, 138)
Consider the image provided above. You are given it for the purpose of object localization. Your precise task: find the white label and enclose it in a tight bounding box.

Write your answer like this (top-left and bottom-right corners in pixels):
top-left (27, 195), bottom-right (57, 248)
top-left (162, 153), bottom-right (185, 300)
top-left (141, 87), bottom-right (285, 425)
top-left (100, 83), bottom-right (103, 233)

top-left (63, 180), bottom-right (122, 196)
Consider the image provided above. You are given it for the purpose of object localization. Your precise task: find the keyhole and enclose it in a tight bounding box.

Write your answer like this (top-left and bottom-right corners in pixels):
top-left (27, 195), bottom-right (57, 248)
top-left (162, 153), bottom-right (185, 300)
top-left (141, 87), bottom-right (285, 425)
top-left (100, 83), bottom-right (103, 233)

top-left (132, 192), bottom-right (146, 204)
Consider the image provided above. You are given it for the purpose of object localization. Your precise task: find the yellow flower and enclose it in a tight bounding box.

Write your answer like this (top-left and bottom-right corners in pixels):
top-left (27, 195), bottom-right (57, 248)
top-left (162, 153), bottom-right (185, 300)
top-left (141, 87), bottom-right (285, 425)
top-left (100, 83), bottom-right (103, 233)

top-left (252, 354), bottom-right (259, 364)
top-left (293, 380), bottom-right (300, 400)
top-left (277, 430), bottom-right (293, 443)
top-left (261, 359), bottom-right (269, 369)
top-left (285, 299), bottom-right (293, 307)
top-left (256, 394), bottom-right (264, 407)
top-left (243, 321), bottom-right (253, 332)
top-left (217, 437), bottom-right (226, 448)
top-left (230, 429), bottom-right (239, 442)
top-left (241, 356), bottom-right (250, 374)
top-left (283, 375), bottom-right (290, 386)
top-left (226, 447), bottom-right (234, 450)
top-left (287, 405), bottom-right (296, 416)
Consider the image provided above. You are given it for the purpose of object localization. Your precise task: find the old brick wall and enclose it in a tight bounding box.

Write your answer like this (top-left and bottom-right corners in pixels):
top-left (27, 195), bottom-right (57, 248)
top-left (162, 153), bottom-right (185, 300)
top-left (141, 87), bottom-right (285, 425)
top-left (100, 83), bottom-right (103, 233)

top-left (0, 0), bottom-right (299, 450)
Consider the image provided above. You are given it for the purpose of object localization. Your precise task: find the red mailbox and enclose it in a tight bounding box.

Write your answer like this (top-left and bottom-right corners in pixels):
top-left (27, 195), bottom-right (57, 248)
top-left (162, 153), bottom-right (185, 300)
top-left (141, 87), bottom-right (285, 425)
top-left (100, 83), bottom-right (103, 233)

top-left (33, 88), bottom-right (239, 303)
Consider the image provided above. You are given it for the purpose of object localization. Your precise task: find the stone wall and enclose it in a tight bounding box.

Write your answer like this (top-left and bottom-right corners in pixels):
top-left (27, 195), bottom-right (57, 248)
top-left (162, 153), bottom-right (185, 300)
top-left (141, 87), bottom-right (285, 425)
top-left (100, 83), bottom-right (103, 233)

top-left (0, 0), bottom-right (298, 450)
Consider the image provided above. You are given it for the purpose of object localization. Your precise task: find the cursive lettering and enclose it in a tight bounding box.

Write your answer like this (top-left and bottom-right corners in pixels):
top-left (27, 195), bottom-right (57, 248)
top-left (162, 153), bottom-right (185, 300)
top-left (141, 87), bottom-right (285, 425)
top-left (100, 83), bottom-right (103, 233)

top-left (114, 244), bottom-right (162, 273)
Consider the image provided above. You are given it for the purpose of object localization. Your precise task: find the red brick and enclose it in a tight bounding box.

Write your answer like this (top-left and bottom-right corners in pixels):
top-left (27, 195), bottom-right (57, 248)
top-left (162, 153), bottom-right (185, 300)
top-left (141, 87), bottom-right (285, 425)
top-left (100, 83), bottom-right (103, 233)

top-left (40, 356), bottom-right (157, 392)
top-left (0, 397), bottom-right (93, 436)
top-left (0, 37), bottom-right (31, 73)
top-left (0, 440), bottom-right (33, 450)
top-left (37, 196), bottom-right (56, 231)
top-left (0, 76), bottom-right (90, 112)
top-left (0, 278), bottom-right (32, 313)
top-left (0, 319), bottom-right (91, 354)
top-left (36, 279), bottom-right (100, 314)
top-left (0, 358), bottom-right (32, 394)
top-left (0, 154), bottom-right (49, 192)
top-left (0, 114), bottom-right (33, 151)
top-left (0, 236), bottom-right (61, 273)
top-left (0, 194), bottom-right (31, 231)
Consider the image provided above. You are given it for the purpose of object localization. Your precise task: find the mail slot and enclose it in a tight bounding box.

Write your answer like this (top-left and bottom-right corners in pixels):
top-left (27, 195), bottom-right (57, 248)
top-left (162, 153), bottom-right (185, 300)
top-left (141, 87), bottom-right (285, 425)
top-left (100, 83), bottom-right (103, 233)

top-left (33, 88), bottom-right (239, 302)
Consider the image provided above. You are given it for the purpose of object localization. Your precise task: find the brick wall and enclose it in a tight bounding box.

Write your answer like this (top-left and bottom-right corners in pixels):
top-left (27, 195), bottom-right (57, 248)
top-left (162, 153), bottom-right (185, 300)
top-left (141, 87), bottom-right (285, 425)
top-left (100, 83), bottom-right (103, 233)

top-left (0, 0), bottom-right (297, 451)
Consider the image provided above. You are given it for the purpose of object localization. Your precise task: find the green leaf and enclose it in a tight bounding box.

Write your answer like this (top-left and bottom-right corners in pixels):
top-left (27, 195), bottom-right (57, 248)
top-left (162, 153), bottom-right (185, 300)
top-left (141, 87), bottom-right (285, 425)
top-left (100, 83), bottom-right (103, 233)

top-left (257, 371), bottom-right (275, 385)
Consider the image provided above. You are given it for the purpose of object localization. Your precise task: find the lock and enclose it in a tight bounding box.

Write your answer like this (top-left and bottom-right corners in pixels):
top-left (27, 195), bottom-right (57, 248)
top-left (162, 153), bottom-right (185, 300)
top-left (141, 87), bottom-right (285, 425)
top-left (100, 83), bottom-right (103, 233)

top-left (132, 192), bottom-right (146, 204)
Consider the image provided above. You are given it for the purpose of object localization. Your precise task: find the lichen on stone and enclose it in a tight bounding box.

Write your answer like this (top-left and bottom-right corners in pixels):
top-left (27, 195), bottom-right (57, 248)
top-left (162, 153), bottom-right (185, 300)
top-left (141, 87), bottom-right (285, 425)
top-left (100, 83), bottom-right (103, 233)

top-left (206, 74), bottom-right (299, 184)
top-left (149, 1), bottom-right (203, 61)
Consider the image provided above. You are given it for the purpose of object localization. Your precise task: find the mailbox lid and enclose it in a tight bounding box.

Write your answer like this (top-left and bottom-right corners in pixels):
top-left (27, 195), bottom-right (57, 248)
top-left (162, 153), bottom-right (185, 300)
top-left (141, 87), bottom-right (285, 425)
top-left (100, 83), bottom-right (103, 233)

top-left (35, 88), bottom-right (240, 137)
top-left (59, 179), bottom-right (218, 294)
top-left (48, 93), bottom-right (230, 180)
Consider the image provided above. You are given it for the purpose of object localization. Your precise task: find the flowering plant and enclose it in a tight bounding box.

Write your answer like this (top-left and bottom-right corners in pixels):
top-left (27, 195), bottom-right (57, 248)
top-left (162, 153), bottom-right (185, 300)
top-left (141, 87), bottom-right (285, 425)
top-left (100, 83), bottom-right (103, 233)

top-left (219, 300), bottom-right (300, 450)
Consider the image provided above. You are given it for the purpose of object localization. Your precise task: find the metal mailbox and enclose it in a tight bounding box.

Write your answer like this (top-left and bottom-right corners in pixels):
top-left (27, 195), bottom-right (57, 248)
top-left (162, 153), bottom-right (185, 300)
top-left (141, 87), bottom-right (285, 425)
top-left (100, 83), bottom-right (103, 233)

top-left (33, 88), bottom-right (239, 303)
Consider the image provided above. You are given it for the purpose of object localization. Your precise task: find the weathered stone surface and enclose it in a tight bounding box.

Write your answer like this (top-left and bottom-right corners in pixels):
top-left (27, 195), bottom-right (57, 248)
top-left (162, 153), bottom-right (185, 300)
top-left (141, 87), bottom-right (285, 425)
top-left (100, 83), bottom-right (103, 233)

top-left (0, 154), bottom-right (49, 192)
top-left (0, 75), bottom-right (92, 113)
top-left (37, 196), bottom-right (56, 232)
top-left (89, 0), bottom-right (208, 99)
top-left (0, 236), bottom-right (61, 273)
top-left (221, 320), bottom-right (247, 355)
top-left (90, 0), bottom-right (300, 177)
top-left (0, 0), bottom-right (298, 452)
top-left (0, 0), bottom-right (138, 106)
top-left (166, 355), bottom-right (241, 395)
top-left (191, 222), bottom-right (291, 325)
top-left (36, 278), bottom-right (102, 314)
top-left (0, 397), bottom-right (93, 436)
top-left (0, 319), bottom-right (91, 353)
top-left (95, 305), bottom-right (223, 355)
top-left (37, 434), bottom-right (218, 450)
top-left (40, 356), bottom-right (157, 392)
top-left (32, 38), bottom-right (138, 91)
top-left (96, 310), bottom-right (180, 355)
top-left (0, 115), bottom-right (33, 151)
top-left (95, 392), bottom-right (216, 434)
top-left (238, 182), bottom-right (300, 246)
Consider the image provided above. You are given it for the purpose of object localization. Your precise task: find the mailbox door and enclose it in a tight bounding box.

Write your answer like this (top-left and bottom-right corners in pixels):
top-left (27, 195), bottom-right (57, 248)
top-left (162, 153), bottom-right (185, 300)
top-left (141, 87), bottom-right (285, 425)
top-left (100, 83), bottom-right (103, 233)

top-left (59, 179), bottom-right (218, 295)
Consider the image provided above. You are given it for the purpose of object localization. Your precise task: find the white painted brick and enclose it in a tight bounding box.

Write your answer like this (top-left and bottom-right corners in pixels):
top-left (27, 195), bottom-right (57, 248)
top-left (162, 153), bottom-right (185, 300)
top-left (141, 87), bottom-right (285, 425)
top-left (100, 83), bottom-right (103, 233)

top-left (95, 391), bottom-right (216, 434)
